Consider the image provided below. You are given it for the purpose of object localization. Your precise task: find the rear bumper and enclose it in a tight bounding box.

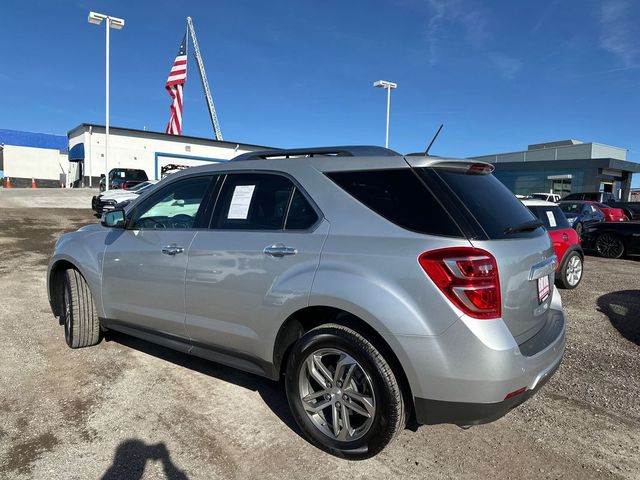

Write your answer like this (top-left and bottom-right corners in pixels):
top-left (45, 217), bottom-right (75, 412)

top-left (414, 350), bottom-right (561, 425)
top-left (398, 287), bottom-right (566, 426)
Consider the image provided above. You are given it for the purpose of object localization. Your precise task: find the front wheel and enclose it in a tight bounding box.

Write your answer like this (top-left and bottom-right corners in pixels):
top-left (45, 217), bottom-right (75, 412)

top-left (285, 324), bottom-right (405, 460)
top-left (556, 251), bottom-right (583, 289)
top-left (574, 222), bottom-right (584, 239)
top-left (61, 269), bottom-right (101, 348)
top-left (595, 233), bottom-right (625, 259)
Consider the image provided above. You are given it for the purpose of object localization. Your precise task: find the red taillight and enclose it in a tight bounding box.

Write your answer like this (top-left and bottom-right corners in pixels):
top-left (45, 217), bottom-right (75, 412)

top-left (418, 247), bottom-right (501, 319)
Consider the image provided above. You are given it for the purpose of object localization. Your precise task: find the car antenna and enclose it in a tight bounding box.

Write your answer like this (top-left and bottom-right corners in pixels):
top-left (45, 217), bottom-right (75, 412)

top-left (425, 123), bottom-right (444, 156)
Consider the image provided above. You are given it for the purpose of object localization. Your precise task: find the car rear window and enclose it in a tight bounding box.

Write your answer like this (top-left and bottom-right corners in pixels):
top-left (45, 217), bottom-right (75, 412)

top-left (526, 205), bottom-right (570, 231)
top-left (327, 169), bottom-right (463, 237)
top-left (126, 170), bottom-right (149, 181)
top-left (418, 168), bottom-right (542, 239)
top-left (559, 203), bottom-right (583, 215)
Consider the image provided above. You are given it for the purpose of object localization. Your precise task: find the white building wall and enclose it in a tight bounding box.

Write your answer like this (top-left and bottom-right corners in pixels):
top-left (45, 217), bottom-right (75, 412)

top-left (3, 145), bottom-right (69, 182)
top-left (69, 126), bottom-right (263, 184)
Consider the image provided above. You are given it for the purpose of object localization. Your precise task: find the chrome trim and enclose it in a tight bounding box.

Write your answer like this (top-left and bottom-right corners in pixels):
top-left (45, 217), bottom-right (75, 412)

top-left (528, 255), bottom-right (557, 281)
top-left (263, 244), bottom-right (297, 257)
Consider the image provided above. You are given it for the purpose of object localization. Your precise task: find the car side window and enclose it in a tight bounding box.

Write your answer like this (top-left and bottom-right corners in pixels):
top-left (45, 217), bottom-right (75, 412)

top-left (130, 176), bottom-right (213, 230)
top-left (285, 188), bottom-right (318, 230)
top-left (212, 173), bottom-right (295, 230)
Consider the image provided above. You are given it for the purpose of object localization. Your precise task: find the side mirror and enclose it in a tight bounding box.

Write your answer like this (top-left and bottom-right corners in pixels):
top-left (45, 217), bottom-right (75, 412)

top-left (102, 209), bottom-right (126, 228)
top-left (100, 174), bottom-right (105, 179)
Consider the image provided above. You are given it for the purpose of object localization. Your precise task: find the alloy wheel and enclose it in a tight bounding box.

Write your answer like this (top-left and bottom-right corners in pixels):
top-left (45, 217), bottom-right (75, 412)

top-left (298, 348), bottom-right (376, 442)
top-left (565, 255), bottom-right (583, 286)
top-left (596, 234), bottom-right (624, 258)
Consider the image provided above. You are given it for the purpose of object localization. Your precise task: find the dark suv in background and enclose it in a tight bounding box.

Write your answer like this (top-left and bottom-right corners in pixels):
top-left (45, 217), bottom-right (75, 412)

top-left (99, 168), bottom-right (149, 192)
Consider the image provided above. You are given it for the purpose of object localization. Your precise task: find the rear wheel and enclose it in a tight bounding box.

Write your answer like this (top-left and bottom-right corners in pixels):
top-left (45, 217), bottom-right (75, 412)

top-left (285, 324), bottom-right (405, 459)
top-left (61, 269), bottom-right (101, 348)
top-left (556, 251), bottom-right (583, 289)
top-left (595, 233), bottom-right (625, 259)
top-left (574, 222), bottom-right (584, 239)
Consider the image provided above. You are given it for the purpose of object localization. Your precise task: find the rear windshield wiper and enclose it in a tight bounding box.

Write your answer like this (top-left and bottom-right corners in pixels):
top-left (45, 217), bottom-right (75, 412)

top-left (504, 219), bottom-right (544, 235)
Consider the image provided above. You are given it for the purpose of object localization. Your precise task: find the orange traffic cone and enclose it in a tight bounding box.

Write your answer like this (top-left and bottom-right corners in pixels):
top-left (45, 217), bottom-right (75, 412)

top-left (31, 178), bottom-right (37, 189)
top-left (5, 177), bottom-right (11, 188)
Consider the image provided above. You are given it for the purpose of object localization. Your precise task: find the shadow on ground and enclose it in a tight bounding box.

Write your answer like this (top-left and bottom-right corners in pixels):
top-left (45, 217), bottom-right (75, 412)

top-left (597, 290), bottom-right (640, 345)
top-left (101, 439), bottom-right (188, 480)
top-left (104, 331), bottom-right (302, 437)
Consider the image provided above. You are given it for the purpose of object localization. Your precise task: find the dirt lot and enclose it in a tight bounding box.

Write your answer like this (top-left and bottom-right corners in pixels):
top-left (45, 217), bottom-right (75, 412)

top-left (0, 191), bottom-right (639, 479)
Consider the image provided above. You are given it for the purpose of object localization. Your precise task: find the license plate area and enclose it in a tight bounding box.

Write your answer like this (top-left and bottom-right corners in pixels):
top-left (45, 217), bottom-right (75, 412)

top-left (537, 275), bottom-right (550, 304)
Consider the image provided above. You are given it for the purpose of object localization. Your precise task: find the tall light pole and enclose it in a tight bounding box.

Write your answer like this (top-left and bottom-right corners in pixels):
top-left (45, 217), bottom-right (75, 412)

top-left (373, 80), bottom-right (397, 148)
top-left (88, 12), bottom-right (124, 191)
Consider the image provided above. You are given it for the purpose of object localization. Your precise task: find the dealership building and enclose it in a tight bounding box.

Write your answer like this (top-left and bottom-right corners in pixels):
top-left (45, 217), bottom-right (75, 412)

top-left (67, 124), bottom-right (268, 187)
top-left (1, 124), bottom-right (268, 188)
top-left (471, 140), bottom-right (640, 201)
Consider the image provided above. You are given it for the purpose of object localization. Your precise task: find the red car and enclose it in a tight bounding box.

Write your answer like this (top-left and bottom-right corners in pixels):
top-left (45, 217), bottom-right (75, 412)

top-left (522, 199), bottom-right (584, 289)
top-left (590, 202), bottom-right (628, 222)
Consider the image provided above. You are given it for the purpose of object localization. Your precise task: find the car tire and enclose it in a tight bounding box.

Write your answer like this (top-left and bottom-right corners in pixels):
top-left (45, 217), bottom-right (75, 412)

top-left (61, 269), bottom-right (101, 348)
top-left (285, 324), bottom-right (405, 460)
top-left (556, 251), bottom-right (583, 289)
top-left (595, 233), bottom-right (625, 259)
top-left (574, 222), bottom-right (584, 239)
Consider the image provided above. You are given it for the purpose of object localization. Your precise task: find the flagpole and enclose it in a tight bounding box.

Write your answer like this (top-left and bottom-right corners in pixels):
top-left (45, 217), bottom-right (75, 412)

top-left (185, 18), bottom-right (189, 57)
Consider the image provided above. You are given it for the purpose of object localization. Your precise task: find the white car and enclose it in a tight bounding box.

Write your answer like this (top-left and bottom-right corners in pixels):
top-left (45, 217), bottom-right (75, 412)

top-left (530, 193), bottom-right (561, 203)
top-left (91, 181), bottom-right (158, 214)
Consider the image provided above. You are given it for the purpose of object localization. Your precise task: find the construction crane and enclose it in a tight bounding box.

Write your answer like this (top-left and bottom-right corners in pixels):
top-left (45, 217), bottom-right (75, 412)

top-left (186, 17), bottom-right (223, 141)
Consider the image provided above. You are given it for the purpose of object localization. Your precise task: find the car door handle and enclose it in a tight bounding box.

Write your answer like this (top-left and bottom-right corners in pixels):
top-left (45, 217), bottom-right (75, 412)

top-left (161, 245), bottom-right (185, 256)
top-left (263, 244), bottom-right (297, 257)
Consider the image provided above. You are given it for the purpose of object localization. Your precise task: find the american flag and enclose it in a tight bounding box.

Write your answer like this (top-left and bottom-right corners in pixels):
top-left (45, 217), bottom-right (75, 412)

top-left (165, 34), bottom-right (187, 135)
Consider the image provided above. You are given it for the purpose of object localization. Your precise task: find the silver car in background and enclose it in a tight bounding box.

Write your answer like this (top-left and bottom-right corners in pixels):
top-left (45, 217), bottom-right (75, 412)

top-left (48, 146), bottom-right (565, 459)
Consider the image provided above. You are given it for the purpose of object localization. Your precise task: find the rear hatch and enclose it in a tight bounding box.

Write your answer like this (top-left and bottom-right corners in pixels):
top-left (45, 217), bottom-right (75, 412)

top-left (406, 157), bottom-right (556, 344)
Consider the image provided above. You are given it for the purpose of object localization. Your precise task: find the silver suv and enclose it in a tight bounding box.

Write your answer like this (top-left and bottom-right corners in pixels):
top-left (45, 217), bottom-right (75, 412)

top-left (48, 146), bottom-right (565, 459)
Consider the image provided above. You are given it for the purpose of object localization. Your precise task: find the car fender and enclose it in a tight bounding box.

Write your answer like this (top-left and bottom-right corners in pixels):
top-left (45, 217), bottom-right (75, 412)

top-left (47, 229), bottom-right (108, 318)
top-left (307, 265), bottom-right (464, 403)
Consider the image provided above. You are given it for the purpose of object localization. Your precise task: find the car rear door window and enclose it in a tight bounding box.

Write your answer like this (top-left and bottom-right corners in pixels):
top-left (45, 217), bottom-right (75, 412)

top-left (327, 169), bottom-right (463, 237)
top-left (212, 173), bottom-right (294, 230)
top-left (285, 188), bottom-right (318, 230)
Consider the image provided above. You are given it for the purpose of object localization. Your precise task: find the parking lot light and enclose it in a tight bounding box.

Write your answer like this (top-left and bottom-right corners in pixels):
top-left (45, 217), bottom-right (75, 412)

top-left (88, 11), bottom-right (125, 191)
top-left (373, 80), bottom-right (397, 148)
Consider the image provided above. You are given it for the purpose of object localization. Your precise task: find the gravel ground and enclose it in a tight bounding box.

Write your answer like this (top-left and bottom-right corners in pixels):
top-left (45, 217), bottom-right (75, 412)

top-left (0, 194), bottom-right (638, 479)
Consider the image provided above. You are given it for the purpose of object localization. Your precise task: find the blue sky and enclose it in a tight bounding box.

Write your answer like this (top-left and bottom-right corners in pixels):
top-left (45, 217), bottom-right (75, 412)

top-left (1, 0), bottom-right (639, 185)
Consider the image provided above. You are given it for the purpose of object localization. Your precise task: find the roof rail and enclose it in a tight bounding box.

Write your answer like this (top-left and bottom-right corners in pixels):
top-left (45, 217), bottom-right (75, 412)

top-left (231, 145), bottom-right (400, 161)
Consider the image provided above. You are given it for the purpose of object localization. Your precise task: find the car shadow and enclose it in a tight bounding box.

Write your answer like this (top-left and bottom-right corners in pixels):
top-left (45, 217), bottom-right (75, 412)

top-left (596, 290), bottom-right (640, 346)
top-left (101, 439), bottom-right (188, 480)
top-left (103, 331), bottom-right (303, 439)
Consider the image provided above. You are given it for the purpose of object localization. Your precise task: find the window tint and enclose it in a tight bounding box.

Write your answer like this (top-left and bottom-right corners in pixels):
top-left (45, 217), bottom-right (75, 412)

top-left (559, 202), bottom-right (582, 215)
top-left (285, 189), bottom-right (318, 230)
top-left (562, 193), bottom-right (582, 201)
top-left (422, 168), bottom-right (542, 239)
top-left (127, 170), bottom-right (149, 181)
top-left (526, 206), bottom-right (570, 231)
top-left (213, 173), bottom-right (294, 230)
top-left (131, 176), bottom-right (212, 229)
top-left (327, 169), bottom-right (462, 237)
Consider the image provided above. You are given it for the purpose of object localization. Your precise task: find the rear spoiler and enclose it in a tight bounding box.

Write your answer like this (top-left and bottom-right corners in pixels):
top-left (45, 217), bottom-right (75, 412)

top-left (404, 156), bottom-right (495, 174)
